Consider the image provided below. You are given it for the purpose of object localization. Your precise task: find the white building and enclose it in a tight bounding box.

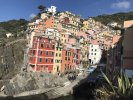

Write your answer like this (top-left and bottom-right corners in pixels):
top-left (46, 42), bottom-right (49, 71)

top-left (89, 40), bottom-right (102, 65)
top-left (6, 33), bottom-right (13, 38)
top-left (46, 6), bottom-right (56, 15)
top-left (45, 28), bottom-right (60, 40)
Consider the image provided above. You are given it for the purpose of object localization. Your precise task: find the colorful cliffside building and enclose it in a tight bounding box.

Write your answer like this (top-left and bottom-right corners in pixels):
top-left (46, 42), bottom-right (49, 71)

top-left (27, 6), bottom-right (125, 74)
top-left (28, 35), bottom-right (56, 73)
top-left (53, 42), bottom-right (63, 74)
top-left (61, 45), bottom-right (80, 73)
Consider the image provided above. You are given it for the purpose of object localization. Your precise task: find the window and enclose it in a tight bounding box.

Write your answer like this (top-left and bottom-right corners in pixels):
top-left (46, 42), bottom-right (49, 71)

top-left (40, 51), bottom-right (42, 55)
top-left (46, 51), bottom-right (48, 55)
top-left (46, 66), bottom-right (48, 72)
top-left (51, 59), bottom-right (53, 63)
top-left (60, 48), bottom-right (62, 51)
top-left (95, 53), bottom-right (96, 55)
top-left (52, 52), bottom-right (54, 56)
top-left (45, 58), bottom-right (48, 62)
top-left (91, 49), bottom-right (93, 51)
top-left (57, 60), bottom-right (60, 63)
top-left (33, 50), bottom-right (35, 55)
top-left (40, 66), bottom-right (43, 72)
top-left (47, 44), bottom-right (50, 48)
top-left (56, 53), bottom-right (58, 57)
top-left (41, 43), bottom-right (44, 48)
top-left (39, 58), bottom-right (42, 62)
top-left (95, 49), bottom-right (97, 51)
top-left (91, 53), bottom-right (93, 55)
top-left (65, 51), bottom-right (67, 56)
top-left (56, 47), bottom-right (58, 50)
top-left (59, 54), bottom-right (61, 57)
top-left (76, 55), bottom-right (78, 58)
top-left (70, 65), bottom-right (71, 69)
top-left (65, 57), bottom-right (67, 60)
top-left (65, 64), bottom-right (67, 70)
top-left (68, 52), bottom-right (69, 56)
top-left (52, 45), bottom-right (55, 49)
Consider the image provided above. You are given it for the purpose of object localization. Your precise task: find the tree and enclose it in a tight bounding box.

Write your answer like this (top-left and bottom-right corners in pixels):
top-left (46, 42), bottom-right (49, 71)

top-left (38, 5), bottom-right (46, 13)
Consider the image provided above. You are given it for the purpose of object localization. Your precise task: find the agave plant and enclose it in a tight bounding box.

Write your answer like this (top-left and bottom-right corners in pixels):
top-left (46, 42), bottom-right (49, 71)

top-left (96, 71), bottom-right (133, 100)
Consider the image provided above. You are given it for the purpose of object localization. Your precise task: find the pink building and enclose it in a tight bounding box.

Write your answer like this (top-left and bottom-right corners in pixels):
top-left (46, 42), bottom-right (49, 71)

top-left (68, 38), bottom-right (76, 45)
top-left (77, 31), bottom-right (87, 39)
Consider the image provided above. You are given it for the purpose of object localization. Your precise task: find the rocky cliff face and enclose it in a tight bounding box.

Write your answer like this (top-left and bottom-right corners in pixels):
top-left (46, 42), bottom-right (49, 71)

top-left (0, 39), bottom-right (27, 80)
top-left (2, 72), bottom-right (67, 96)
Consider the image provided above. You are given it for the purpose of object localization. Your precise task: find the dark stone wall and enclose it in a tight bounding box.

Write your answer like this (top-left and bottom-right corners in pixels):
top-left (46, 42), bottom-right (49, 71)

top-left (123, 26), bottom-right (133, 69)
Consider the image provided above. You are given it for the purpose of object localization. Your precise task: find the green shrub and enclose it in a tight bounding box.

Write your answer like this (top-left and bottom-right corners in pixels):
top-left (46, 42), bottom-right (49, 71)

top-left (96, 71), bottom-right (133, 100)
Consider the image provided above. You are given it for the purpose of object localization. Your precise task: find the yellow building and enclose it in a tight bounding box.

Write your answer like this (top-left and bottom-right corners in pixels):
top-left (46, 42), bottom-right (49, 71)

top-left (53, 42), bottom-right (63, 74)
top-left (60, 31), bottom-right (69, 44)
top-left (81, 20), bottom-right (89, 32)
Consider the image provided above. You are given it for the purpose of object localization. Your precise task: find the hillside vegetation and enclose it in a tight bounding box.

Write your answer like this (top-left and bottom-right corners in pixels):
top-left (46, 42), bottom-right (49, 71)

top-left (0, 19), bottom-right (28, 38)
top-left (93, 11), bottom-right (133, 25)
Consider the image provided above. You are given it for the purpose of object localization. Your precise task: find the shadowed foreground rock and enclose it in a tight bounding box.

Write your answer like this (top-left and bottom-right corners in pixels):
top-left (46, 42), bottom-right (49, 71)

top-left (0, 72), bottom-right (88, 100)
top-left (1, 72), bottom-right (68, 96)
top-left (0, 93), bottom-right (48, 100)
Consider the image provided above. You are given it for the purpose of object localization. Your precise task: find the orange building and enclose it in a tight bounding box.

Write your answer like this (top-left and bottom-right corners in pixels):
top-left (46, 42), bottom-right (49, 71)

top-left (61, 46), bottom-right (80, 73)
top-left (124, 20), bottom-right (133, 29)
top-left (44, 16), bottom-right (54, 29)
top-left (61, 48), bottom-right (72, 72)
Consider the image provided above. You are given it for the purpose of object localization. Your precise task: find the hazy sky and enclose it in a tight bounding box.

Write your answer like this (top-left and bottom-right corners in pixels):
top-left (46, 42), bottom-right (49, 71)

top-left (0, 0), bottom-right (133, 22)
